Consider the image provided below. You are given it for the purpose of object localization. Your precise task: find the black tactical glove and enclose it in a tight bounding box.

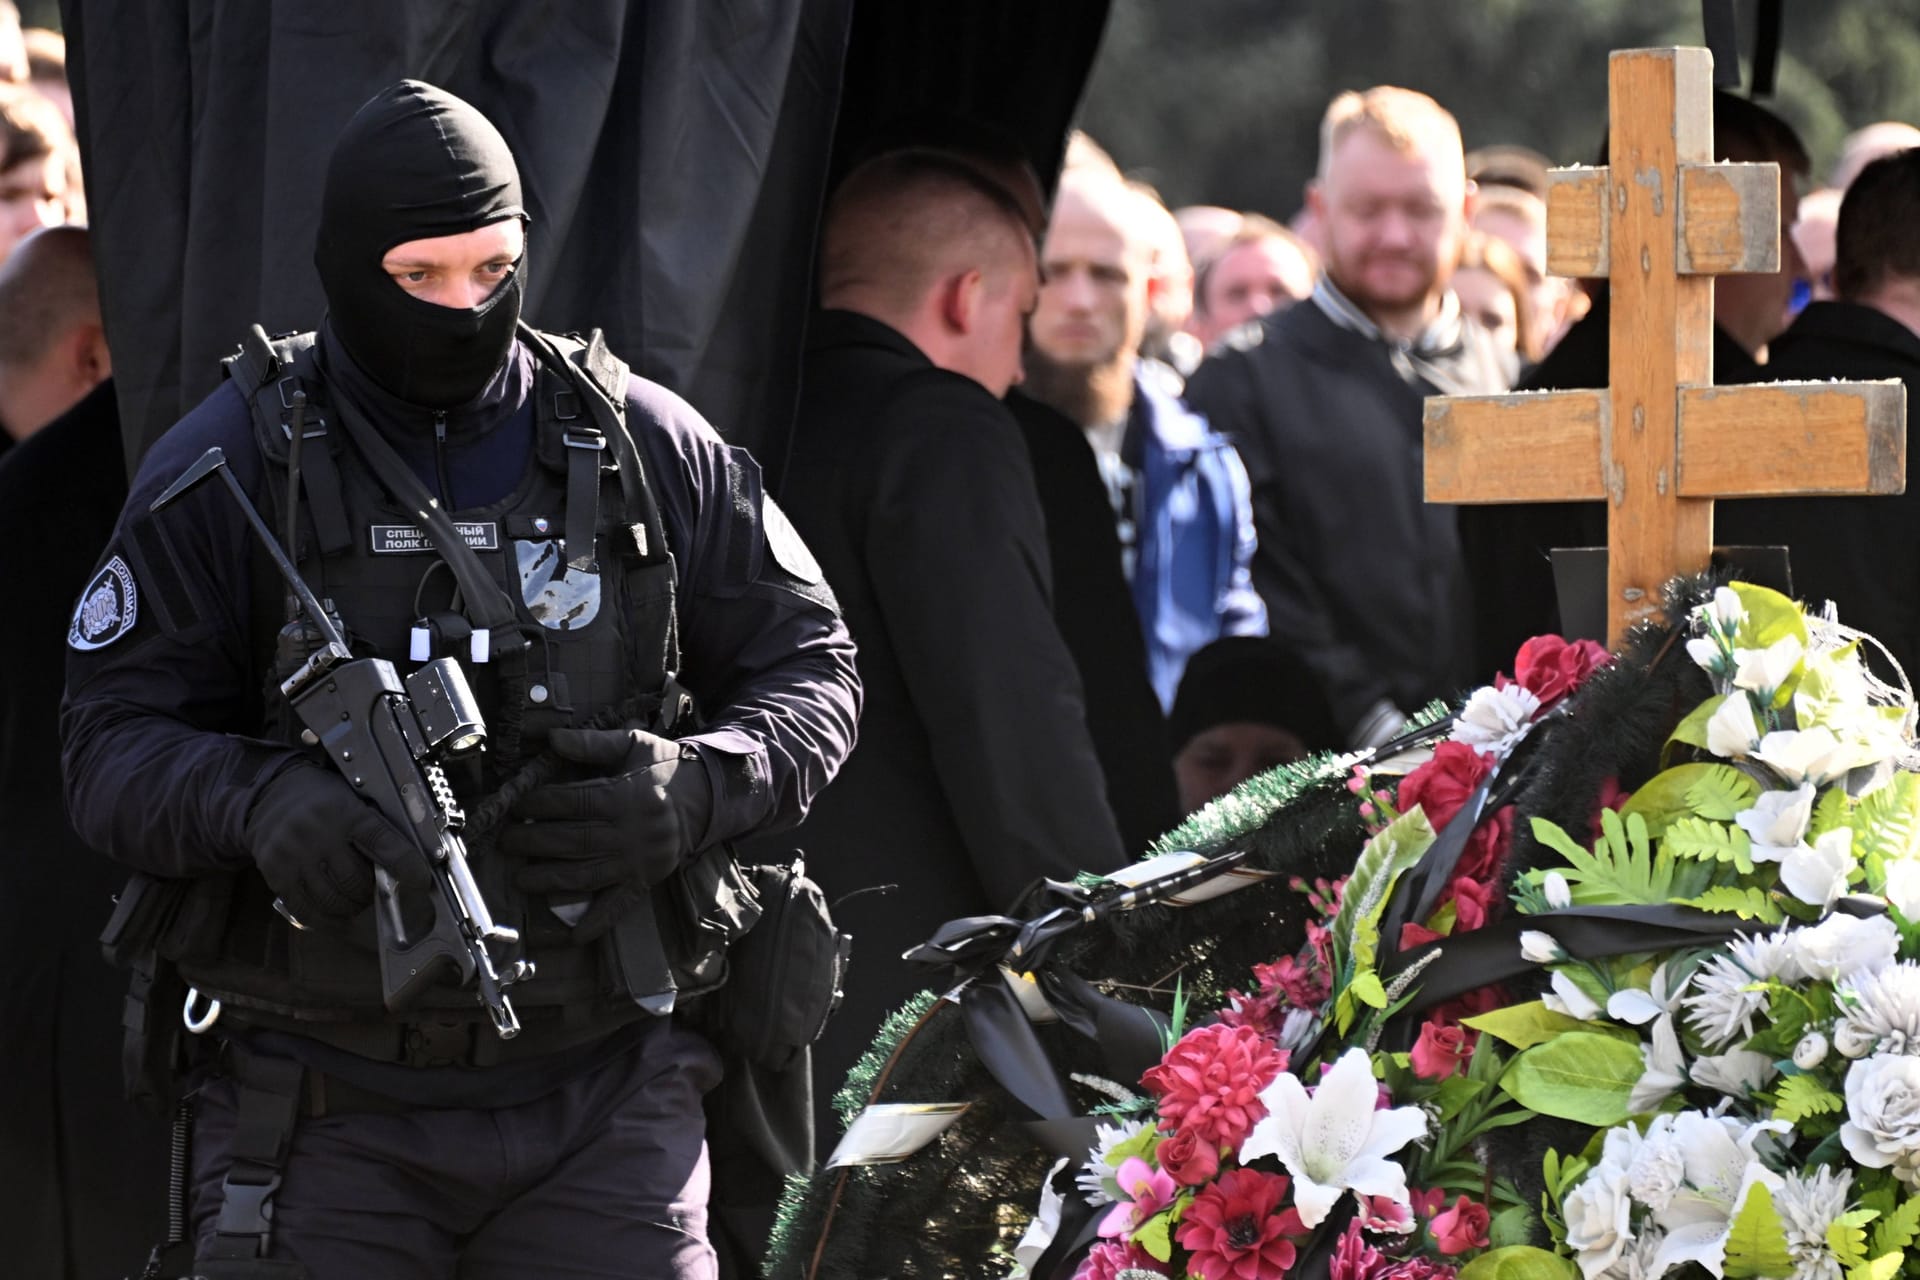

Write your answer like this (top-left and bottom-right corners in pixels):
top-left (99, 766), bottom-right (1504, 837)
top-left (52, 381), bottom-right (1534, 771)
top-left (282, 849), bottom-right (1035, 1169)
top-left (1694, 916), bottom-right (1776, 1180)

top-left (245, 761), bottom-right (433, 922)
top-left (503, 726), bottom-right (715, 937)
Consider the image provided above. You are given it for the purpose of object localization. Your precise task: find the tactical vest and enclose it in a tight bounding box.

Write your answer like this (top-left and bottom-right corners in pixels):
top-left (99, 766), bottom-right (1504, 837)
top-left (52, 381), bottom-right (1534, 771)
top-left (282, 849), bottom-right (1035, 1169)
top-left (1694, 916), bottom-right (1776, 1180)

top-left (160, 327), bottom-right (745, 1051)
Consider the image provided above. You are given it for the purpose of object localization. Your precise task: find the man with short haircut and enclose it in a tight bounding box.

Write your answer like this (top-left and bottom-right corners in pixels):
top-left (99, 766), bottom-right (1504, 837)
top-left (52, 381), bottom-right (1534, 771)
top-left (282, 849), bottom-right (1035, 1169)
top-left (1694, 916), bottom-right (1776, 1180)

top-left (1187, 86), bottom-right (1511, 747)
top-left (775, 149), bottom-right (1127, 1134)
top-left (1025, 169), bottom-right (1265, 710)
top-left (1189, 214), bottom-right (1318, 351)
top-left (1717, 147), bottom-right (1920, 679)
top-left (1174, 204), bottom-right (1243, 279)
top-left (0, 224), bottom-right (108, 458)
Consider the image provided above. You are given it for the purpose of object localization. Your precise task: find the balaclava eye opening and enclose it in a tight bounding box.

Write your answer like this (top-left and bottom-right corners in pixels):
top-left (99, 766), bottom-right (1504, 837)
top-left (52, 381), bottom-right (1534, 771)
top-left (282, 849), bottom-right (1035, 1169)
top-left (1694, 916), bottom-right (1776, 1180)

top-left (315, 80), bottom-right (527, 409)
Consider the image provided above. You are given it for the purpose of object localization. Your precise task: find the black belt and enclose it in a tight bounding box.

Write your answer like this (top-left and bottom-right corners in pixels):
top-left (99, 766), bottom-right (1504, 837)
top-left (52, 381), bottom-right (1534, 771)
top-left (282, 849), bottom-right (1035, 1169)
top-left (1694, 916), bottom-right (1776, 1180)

top-left (222, 1008), bottom-right (632, 1070)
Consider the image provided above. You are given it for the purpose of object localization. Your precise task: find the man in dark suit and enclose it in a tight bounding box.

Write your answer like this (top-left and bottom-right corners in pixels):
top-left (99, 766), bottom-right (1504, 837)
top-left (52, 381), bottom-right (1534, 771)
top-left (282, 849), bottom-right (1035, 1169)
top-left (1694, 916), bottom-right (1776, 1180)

top-left (0, 375), bottom-right (170, 1280)
top-left (771, 150), bottom-right (1127, 1138)
top-left (1008, 387), bottom-right (1180, 856)
top-left (1717, 146), bottom-right (1920, 680)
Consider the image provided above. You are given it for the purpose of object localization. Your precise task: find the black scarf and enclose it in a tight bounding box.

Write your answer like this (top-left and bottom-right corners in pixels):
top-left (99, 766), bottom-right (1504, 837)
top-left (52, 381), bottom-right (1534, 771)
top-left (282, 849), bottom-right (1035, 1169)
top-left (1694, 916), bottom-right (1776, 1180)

top-left (315, 80), bottom-right (527, 410)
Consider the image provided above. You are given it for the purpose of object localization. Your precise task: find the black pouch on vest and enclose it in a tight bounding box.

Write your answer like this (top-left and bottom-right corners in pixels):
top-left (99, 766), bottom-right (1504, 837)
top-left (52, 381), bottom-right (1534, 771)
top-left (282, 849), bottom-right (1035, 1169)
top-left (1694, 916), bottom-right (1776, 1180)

top-left (99, 873), bottom-right (193, 1111)
top-left (697, 857), bottom-right (849, 1072)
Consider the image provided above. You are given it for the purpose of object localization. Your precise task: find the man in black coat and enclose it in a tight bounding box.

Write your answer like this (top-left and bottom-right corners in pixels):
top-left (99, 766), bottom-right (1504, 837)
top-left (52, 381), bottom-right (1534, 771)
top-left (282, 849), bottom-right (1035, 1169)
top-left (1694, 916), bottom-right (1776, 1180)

top-left (0, 376), bottom-right (169, 1280)
top-left (1008, 388), bottom-right (1181, 857)
top-left (1187, 87), bottom-right (1512, 747)
top-left (1460, 93), bottom-right (1810, 677)
top-left (1716, 147), bottom-right (1920, 680)
top-left (771, 151), bottom-right (1127, 1139)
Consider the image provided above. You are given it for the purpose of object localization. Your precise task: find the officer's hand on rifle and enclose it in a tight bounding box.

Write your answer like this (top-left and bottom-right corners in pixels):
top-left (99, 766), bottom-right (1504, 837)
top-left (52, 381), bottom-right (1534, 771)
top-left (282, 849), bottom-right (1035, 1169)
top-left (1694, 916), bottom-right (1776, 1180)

top-left (246, 761), bottom-right (435, 921)
top-left (503, 725), bottom-right (714, 939)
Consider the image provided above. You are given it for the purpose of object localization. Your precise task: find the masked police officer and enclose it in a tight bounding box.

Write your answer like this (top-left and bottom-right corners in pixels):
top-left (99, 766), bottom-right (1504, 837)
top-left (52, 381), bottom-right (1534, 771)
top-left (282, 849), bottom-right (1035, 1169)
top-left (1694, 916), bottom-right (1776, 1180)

top-left (61, 81), bottom-right (859, 1278)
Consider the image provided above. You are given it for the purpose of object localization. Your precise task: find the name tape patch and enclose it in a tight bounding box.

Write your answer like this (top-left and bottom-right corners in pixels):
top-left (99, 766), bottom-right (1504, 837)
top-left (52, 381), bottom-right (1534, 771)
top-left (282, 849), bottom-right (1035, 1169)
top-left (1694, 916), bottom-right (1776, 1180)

top-left (369, 522), bottom-right (500, 555)
top-left (69, 555), bottom-right (139, 650)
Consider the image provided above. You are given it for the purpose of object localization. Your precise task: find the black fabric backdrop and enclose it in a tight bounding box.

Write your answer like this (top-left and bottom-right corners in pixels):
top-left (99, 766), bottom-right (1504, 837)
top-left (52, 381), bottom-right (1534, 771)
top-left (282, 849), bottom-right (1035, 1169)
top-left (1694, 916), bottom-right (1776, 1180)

top-left (58, 0), bottom-right (1109, 486)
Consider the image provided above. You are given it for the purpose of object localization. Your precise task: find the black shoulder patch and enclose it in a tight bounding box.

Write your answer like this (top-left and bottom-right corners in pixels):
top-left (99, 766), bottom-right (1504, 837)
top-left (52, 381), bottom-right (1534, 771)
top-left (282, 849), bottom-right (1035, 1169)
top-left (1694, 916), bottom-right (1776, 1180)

top-left (68, 555), bottom-right (139, 650)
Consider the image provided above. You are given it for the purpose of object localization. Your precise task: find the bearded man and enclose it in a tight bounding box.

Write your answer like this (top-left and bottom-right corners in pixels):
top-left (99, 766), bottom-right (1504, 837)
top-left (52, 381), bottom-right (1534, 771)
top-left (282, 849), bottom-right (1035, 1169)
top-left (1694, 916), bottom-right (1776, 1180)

top-left (1185, 86), bottom-right (1513, 747)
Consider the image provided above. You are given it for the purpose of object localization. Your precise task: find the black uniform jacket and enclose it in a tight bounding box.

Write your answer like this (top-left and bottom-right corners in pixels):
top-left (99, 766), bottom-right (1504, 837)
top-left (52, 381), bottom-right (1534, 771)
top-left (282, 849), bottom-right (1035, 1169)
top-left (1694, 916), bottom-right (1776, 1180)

top-left (1185, 299), bottom-right (1510, 737)
top-left (1717, 301), bottom-right (1920, 680)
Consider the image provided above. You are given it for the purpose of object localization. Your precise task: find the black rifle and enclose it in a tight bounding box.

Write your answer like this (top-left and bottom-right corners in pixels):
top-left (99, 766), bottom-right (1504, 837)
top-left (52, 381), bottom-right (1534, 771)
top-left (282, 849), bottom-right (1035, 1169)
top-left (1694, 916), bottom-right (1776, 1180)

top-left (155, 446), bottom-right (530, 1037)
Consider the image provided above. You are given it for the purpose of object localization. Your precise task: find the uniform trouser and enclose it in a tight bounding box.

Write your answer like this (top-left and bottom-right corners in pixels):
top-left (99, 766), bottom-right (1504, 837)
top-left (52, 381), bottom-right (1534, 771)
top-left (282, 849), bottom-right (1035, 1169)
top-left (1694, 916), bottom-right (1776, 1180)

top-left (187, 1021), bottom-right (722, 1278)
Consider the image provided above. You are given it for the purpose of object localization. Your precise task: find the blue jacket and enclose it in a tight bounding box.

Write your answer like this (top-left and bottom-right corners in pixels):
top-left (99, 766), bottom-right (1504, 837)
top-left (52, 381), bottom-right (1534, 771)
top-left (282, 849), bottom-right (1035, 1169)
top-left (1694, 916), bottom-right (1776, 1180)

top-left (1129, 372), bottom-right (1267, 708)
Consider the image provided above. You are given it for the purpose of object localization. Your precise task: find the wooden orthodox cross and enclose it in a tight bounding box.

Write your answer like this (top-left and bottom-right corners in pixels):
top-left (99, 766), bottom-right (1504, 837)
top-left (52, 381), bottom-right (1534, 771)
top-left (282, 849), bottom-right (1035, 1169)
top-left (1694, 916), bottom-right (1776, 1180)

top-left (1424, 47), bottom-right (1907, 647)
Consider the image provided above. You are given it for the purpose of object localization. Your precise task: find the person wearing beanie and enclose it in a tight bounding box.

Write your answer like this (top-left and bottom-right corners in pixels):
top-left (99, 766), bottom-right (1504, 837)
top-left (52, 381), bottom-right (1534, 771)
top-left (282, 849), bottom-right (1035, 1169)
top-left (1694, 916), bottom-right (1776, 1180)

top-left (1168, 635), bottom-right (1340, 813)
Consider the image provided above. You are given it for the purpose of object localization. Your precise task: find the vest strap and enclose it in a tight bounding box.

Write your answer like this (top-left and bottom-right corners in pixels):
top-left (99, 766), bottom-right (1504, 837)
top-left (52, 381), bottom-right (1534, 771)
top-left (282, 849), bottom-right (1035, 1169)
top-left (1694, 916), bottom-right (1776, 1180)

top-left (201, 1049), bottom-right (303, 1266)
top-left (561, 422), bottom-right (605, 576)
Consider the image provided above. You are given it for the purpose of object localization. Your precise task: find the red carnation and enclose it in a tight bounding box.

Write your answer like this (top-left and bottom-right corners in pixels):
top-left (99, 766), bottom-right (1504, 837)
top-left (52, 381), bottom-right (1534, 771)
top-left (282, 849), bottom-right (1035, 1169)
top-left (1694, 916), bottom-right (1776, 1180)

top-left (1508, 634), bottom-right (1610, 705)
top-left (1430, 1195), bottom-right (1492, 1255)
top-left (1176, 1167), bottom-right (1305, 1280)
top-left (1409, 1020), bottom-right (1475, 1081)
top-left (1157, 1125), bottom-right (1223, 1186)
top-left (1074, 1240), bottom-right (1167, 1279)
top-left (1397, 742), bottom-right (1492, 831)
top-left (1143, 1024), bottom-right (1285, 1151)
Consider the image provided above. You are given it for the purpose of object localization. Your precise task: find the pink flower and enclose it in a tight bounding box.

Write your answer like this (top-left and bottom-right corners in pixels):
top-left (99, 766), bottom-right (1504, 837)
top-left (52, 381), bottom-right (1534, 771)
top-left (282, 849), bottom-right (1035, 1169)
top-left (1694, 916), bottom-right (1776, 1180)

top-left (1097, 1156), bottom-right (1177, 1239)
top-left (1157, 1125), bottom-right (1223, 1186)
top-left (1330, 1216), bottom-right (1385, 1280)
top-left (1430, 1195), bottom-right (1491, 1255)
top-left (1408, 1187), bottom-right (1449, 1219)
top-left (1358, 1194), bottom-right (1416, 1234)
top-left (1143, 1024), bottom-right (1286, 1151)
top-left (1175, 1167), bottom-right (1305, 1280)
top-left (1075, 1240), bottom-right (1167, 1279)
top-left (1409, 1021), bottom-right (1475, 1081)
top-left (1397, 742), bottom-right (1492, 831)
top-left (1507, 635), bottom-right (1610, 705)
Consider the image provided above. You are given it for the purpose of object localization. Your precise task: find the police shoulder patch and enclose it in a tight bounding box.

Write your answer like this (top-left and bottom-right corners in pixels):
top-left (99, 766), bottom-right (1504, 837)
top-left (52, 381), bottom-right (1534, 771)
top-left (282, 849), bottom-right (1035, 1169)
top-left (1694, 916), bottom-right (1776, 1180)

top-left (69, 555), bottom-right (139, 650)
top-left (761, 495), bottom-right (823, 585)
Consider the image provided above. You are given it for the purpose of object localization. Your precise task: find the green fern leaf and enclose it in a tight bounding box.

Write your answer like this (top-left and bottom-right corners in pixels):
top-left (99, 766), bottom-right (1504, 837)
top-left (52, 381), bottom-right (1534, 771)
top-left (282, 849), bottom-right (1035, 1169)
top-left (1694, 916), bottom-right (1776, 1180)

top-left (1684, 764), bottom-right (1766, 821)
top-left (1829, 1210), bottom-right (1878, 1269)
top-left (1723, 1182), bottom-right (1794, 1279)
top-left (1869, 1193), bottom-right (1920, 1256)
top-left (1665, 816), bottom-right (1755, 872)
top-left (1854, 773), bottom-right (1920, 884)
top-left (1681, 886), bottom-right (1783, 923)
top-left (1773, 1074), bottom-right (1844, 1125)
top-left (1810, 785), bottom-right (1854, 840)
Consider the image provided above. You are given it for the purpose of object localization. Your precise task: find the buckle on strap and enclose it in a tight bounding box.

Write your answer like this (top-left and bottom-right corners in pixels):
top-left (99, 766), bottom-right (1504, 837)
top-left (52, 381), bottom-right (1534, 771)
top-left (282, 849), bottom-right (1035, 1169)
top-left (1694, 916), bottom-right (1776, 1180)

top-left (562, 428), bottom-right (606, 452)
top-left (210, 1168), bottom-right (282, 1250)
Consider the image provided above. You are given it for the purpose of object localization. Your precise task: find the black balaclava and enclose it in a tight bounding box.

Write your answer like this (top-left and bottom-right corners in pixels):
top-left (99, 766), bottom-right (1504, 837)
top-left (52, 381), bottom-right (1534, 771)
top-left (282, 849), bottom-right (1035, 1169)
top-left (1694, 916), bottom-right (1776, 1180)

top-left (316, 80), bottom-right (527, 409)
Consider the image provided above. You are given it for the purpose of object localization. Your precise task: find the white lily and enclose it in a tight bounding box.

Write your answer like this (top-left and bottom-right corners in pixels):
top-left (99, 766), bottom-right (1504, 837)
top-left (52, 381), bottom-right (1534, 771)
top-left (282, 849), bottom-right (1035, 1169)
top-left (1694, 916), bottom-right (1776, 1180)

top-left (1651, 1112), bottom-right (1789, 1279)
top-left (1706, 694), bottom-right (1761, 760)
top-left (1543, 969), bottom-right (1603, 1021)
top-left (1779, 828), bottom-right (1858, 907)
top-left (1544, 870), bottom-right (1572, 909)
top-left (1630, 1010), bottom-right (1688, 1113)
top-left (1238, 1048), bottom-right (1428, 1228)
top-left (1734, 783), bottom-right (1816, 863)
top-left (1608, 963), bottom-right (1680, 1026)
top-left (1753, 727), bottom-right (1853, 787)
top-left (1732, 635), bottom-right (1803, 701)
top-left (1689, 1048), bottom-right (1777, 1098)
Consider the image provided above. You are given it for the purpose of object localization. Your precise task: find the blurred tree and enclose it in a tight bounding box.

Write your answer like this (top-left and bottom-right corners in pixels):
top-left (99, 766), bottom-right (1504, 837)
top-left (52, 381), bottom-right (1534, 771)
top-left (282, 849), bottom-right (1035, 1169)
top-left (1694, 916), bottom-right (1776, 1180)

top-left (1079, 0), bottom-right (1920, 217)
